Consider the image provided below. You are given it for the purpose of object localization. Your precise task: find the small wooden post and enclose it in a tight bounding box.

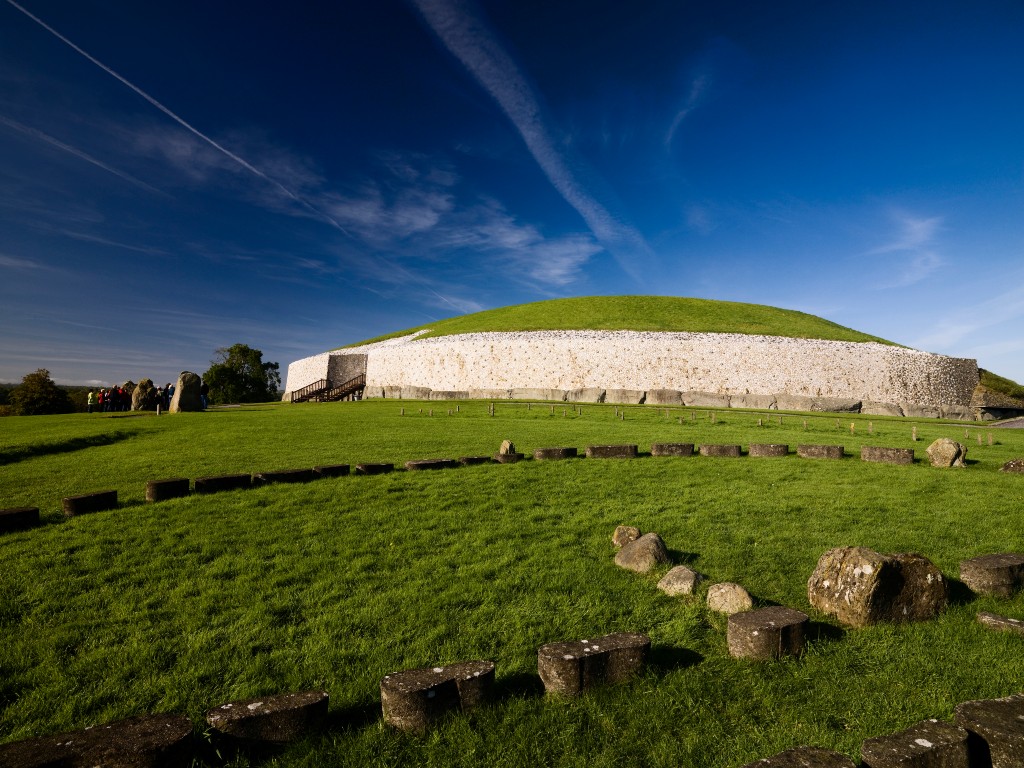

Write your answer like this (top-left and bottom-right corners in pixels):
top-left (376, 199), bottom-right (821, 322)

top-left (429, 409), bottom-right (433, 417)
top-left (988, 433), bottom-right (993, 446)
top-left (550, 404), bottom-right (554, 415)
top-left (803, 419), bottom-right (807, 431)
top-left (977, 433), bottom-right (983, 445)
top-left (850, 422), bottom-right (855, 434)
top-left (758, 418), bottom-right (762, 427)
top-left (868, 421), bottom-right (873, 434)
top-left (448, 409), bottom-right (452, 416)
top-left (401, 408), bottom-right (405, 416)
top-left (527, 403), bottom-right (531, 411)
top-left (711, 412), bottom-right (716, 424)
top-left (912, 426), bottom-right (918, 441)
top-left (563, 408), bottom-right (567, 417)
top-left (456, 405), bottom-right (460, 413)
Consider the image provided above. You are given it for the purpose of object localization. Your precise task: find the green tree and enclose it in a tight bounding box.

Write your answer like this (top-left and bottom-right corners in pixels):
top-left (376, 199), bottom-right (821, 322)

top-left (202, 344), bottom-right (281, 404)
top-left (10, 369), bottom-right (75, 415)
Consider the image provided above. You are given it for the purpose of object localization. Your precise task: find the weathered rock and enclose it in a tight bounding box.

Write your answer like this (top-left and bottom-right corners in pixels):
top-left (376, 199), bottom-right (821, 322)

top-left (861, 401), bottom-right (905, 417)
top-left (861, 719), bottom-right (970, 767)
top-left (194, 474), bottom-right (252, 493)
top-left (682, 391), bottom-right (730, 408)
top-left (537, 632), bottom-right (649, 696)
top-left (728, 606), bottom-right (808, 660)
top-left (145, 478), bottom-right (190, 502)
top-left (468, 388), bottom-right (511, 400)
top-left (605, 389), bottom-right (646, 404)
top-left (902, 404), bottom-right (941, 419)
top-left (401, 386), bottom-right (432, 399)
top-left (651, 443), bottom-right (695, 457)
top-left (206, 690), bottom-right (329, 745)
top-left (1000, 458), bottom-right (1024, 473)
top-left (749, 443), bottom-right (789, 457)
top-left (0, 507), bottom-right (40, 533)
top-left (511, 387), bottom-right (566, 402)
top-left (404, 459), bottom-right (459, 470)
top-left (699, 444), bottom-right (742, 457)
top-left (63, 490), bottom-right (118, 516)
top-left (645, 389), bottom-right (682, 406)
top-left (657, 565), bottom-right (705, 596)
top-left (861, 446), bottom-right (914, 465)
top-left (614, 532), bottom-right (670, 572)
top-left (586, 444), bottom-right (638, 459)
top-left (977, 611), bottom-right (1024, 637)
top-left (960, 554), bottom-right (1024, 597)
top-left (381, 385), bottom-right (402, 399)
top-left (925, 438), bottom-right (967, 468)
top-left (253, 468), bottom-right (318, 484)
top-left (776, 394), bottom-right (816, 412)
top-left (381, 660), bottom-right (495, 732)
top-left (941, 405), bottom-right (975, 420)
top-left (169, 371), bottom-right (203, 412)
top-left (458, 456), bottom-right (492, 466)
top-left (313, 463), bottom-right (350, 477)
top-left (798, 444), bottom-right (845, 459)
top-left (954, 693), bottom-right (1024, 768)
top-left (493, 452), bottom-right (524, 463)
top-left (533, 447), bottom-right (577, 460)
top-left (811, 397), bottom-right (862, 413)
top-left (707, 582), bottom-right (754, 614)
top-left (354, 463), bottom-right (393, 475)
top-left (565, 387), bottom-right (605, 403)
top-left (428, 390), bottom-right (469, 400)
top-left (740, 746), bottom-right (856, 767)
top-left (807, 547), bottom-right (947, 627)
top-left (499, 439), bottom-right (516, 455)
top-left (730, 393), bottom-right (778, 410)
top-left (612, 525), bottom-right (641, 548)
top-left (132, 378), bottom-right (160, 411)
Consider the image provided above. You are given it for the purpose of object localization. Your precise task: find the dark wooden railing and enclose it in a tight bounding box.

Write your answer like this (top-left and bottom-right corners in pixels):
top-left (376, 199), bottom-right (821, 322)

top-left (290, 378), bottom-right (330, 403)
top-left (322, 374), bottom-right (366, 402)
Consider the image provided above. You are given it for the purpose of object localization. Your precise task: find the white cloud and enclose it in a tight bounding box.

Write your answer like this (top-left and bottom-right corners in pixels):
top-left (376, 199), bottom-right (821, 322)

top-left (0, 253), bottom-right (50, 270)
top-left (869, 211), bottom-right (945, 288)
top-left (665, 73), bottom-right (709, 147)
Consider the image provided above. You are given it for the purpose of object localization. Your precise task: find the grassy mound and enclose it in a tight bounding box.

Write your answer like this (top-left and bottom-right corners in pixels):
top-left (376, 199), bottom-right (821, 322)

top-left (979, 369), bottom-right (1024, 401)
top-left (343, 296), bottom-right (896, 348)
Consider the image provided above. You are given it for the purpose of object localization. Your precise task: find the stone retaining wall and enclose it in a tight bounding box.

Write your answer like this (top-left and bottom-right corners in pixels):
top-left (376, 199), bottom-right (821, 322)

top-left (285, 330), bottom-right (979, 413)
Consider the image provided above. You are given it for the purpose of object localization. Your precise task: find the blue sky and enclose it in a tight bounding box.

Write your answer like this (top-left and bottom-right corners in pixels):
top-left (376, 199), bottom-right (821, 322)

top-left (2, 0), bottom-right (1023, 388)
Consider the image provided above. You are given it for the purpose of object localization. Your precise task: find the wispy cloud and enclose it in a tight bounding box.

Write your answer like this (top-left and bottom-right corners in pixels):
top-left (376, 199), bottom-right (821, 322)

top-left (411, 0), bottom-right (650, 282)
top-left (0, 253), bottom-right (53, 270)
top-left (869, 211), bottom-right (945, 288)
top-left (665, 73), bottom-right (709, 147)
top-left (911, 278), bottom-right (1024, 352)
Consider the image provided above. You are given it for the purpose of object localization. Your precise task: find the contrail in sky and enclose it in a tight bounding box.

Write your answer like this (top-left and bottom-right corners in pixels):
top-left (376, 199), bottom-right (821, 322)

top-left (411, 0), bottom-right (651, 282)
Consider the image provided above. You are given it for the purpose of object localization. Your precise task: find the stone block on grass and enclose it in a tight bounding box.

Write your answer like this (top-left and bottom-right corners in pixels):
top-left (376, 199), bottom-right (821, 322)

top-left (954, 693), bottom-right (1024, 768)
top-left (614, 532), bottom-right (670, 573)
top-left (682, 391), bottom-right (731, 408)
top-left (749, 443), bottom-right (789, 457)
top-left (650, 443), bottom-right (694, 457)
top-left (612, 525), bottom-right (641, 548)
top-left (253, 468), bottom-right (317, 485)
top-left (797, 445), bottom-right (844, 459)
top-left (458, 456), bottom-right (492, 466)
top-left (0, 713), bottom-right (193, 768)
top-left (565, 387), bottom-right (605, 403)
top-left (977, 611), bottom-right (1024, 637)
top-left (926, 438), bottom-right (967, 468)
top-left (0, 507), bottom-right (40, 533)
top-left (699, 444), bottom-right (742, 457)
top-left (404, 459), bottom-right (459, 470)
top-left (194, 474), bottom-right (252, 494)
top-left (354, 463), bottom-right (394, 475)
top-left (657, 566), bottom-right (704, 596)
top-left (533, 447), bottom-right (577, 460)
top-left (206, 690), bottom-right (328, 745)
top-left (861, 718), bottom-right (970, 767)
top-left (861, 446), bottom-right (914, 465)
top-left (707, 582), bottom-right (754, 614)
top-left (586, 444), bottom-right (638, 459)
top-left (604, 388), bottom-right (646, 404)
top-left (511, 388), bottom-right (566, 402)
top-left (959, 553), bottom-right (1024, 597)
top-left (728, 606), bottom-right (808, 660)
top-left (381, 660), bottom-right (495, 732)
top-left (740, 746), bottom-right (856, 767)
top-left (645, 389), bottom-right (682, 406)
top-left (62, 489), bottom-right (117, 516)
top-left (492, 452), bottom-right (524, 464)
top-left (1000, 458), bottom-right (1024, 473)
top-left (313, 464), bottom-right (350, 478)
top-left (537, 632), bottom-right (649, 696)
top-left (145, 478), bottom-right (190, 502)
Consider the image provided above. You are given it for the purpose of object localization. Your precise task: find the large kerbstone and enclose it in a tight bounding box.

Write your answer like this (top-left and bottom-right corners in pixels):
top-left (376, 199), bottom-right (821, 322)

top-left (511, 387), bottom-right (566, 402)
top-left (811, 397), bottom-right (862, 413)
top-left (699, 444), bottom-right (742, 457)
top-left (861, 446), bottom-right (914, 465)
top-left (954, 694), bottom-right (1024, 768)
top-left (651, 443), bottom-right (695, 457)
top-left (145, 478), bottom-right (190, 502)
top-left (169, 371), bottom-right (203, 412)
top-left (798, 444), bottom-right (844, 459)
top-left (682, 391), bottom-right (730, 408)
top-left (605, 389), bottom-right (646, 404)
top-left (614, 532), bottom-right (670, 573)
top-left (401, 386), bottom-right (432, 400)
top-left (63, 490), bottom-right (118, 516)
top-left (740, 746), bottom-right (856, 767)
top-left (861, 401), bottom-right (905, 417)
top-left (749, 443), bottom-right (789, 457)
top-left (977, 611), bottom-right (1024, 637)
top-left (728, 606), bottom-right (808, 660)
top-left (194, 474), bottom-right (252, 493)
top-left (533, 447), bottom-right (577, 460)
top-left (902, 404), bottom-right (941, 419)
top-left (807, 547), bottom-right (947, 627)
top-left (206, 690), bottom-right (329, 745)
top-left (925, 438), bottom-right (967, 468)
top-left (960, 554), bottom-right (1024, 597)
top-left (565, 387), bottom-right (605, 403)
top-left (645, 389), bottom-right (682, 406)
top-left (537, 632), bottom-right (649, 696)
top-left (730, 393), bottom-right (778, 410)
top-left (586, 444), bottom-right (638, 459)
top-left (0, 507), bottom-right (40, 533)
top-left (381, 660), bottom-right (495, 732)
top-left (861, 719), bottom-right (970, 767)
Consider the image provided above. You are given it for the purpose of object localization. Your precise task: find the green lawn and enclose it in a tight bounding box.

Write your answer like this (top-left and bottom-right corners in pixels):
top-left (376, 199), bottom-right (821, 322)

top-left (1, 401), bottom-right (1022, 766)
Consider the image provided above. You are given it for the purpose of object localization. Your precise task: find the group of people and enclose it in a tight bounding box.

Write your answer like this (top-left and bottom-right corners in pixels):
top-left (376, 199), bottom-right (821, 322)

top-left (86, 382), bottom-right (180, 414)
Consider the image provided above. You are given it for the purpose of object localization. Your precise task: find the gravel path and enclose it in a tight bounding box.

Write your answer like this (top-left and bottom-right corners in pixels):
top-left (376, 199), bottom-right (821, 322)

top-left (993, 417), bottom-right (1024, 428)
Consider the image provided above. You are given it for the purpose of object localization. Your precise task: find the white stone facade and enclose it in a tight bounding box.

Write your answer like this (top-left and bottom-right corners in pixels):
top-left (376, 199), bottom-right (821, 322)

top-left (285, 330), bottom-right (978, 410)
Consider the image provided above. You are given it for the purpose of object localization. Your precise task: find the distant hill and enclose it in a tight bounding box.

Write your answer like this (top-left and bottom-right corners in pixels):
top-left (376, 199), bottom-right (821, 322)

top-left (343, 296), bottom-right (896, 348)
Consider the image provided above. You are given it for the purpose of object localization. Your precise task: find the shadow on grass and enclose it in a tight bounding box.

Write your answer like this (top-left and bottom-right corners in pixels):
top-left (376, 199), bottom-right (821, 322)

top-left (0, 431), bottom-right (133, 466)
top-left (946, 577), bottom-right (976, 608)
top-left (493, 671), bottom-right (545, 700)
top-left (806, 620), bottom-right (846, 644)
top-left (649, 645), bottom-right (703, 673)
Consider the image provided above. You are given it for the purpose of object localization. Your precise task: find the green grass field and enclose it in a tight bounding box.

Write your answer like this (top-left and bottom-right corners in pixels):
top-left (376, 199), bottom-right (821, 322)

top-left (341, 296), bottom-right (897, 347)
top-left (1, 400), bottom-right (1023, 766)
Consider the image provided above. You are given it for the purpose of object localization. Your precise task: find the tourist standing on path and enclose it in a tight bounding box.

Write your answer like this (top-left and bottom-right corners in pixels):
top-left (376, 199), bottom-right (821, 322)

top-left (87, 390), bottom-right (94, 414)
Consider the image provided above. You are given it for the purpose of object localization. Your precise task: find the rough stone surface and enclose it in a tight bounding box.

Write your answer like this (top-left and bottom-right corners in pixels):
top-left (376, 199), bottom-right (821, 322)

top-left (537, 632), bottom-right (649, 696)
top-left (810, 397), bottom-right (862, 413)
top-left (511, 387), bottom-right (566, 401)
top-left (533, 447), bottom-right (578, 460)
top-left (131, 378), bottom-right (160, 411)
top-left (977, 611), bottom-right (1024, 636)
top-left (145, 478), bottom-right (190, 502)
top-left (683, 391), bottom-right (731, 408)
top-left (469, 388), bottom-right (511, 400)
top-left (861, 719), bottom-right (970, 767)
top-left (954, 694), bottom-right (1024, 768)
top-left (458, 456), bottom-right (493, 466)
top-left (925, 438), bottom-right (967, 468)
top-left (903, 404), bottom-right (941, 419)
top-left (605, 388), bottom-right (646, 404)
top-left (646, 389), bottom-right (682, 405)
top-left (862, 401), bottom-right (905, 417)
top-left (861, 446), bottom-right (914, 465)
top-left (565, 387), bottom-right (605, 402)
top-left (730, 393), bottom-right (778, 410)
top-left (354, 463), bottom-right (394, 475)
top-left (651, 443), bottom-right (695, 457)
top-left (657, 566), bottom-right (705, 596)
top-left (807, 547), bottom-right (947, 627)
top-left (499, 439), bottom-right (516, 455)
top-left (206, 690), bottom-right (329, 745)
top-left (493, 452), bottom-right (524, 463)
top-left (1000, 458), bottom-right (1024, 473)
top-left (699, 444), bottom-right (742, 457)
top-left (194, 474), bottom-right (252, 493)
top-left (253, 468), bottom-right (317, 484)
top-left (740, 746), bottom-right (857, 767)
top-left (62, 490), bottom-right (118, 516)
top-left (960, 554), bottom-right (1024, 597)
top-left (428, 390), bottom-right (468, 400)
top-left (0, 507), bottom-right (40, 533)
top-left (404, 459), bottom-right (459, 470)
top-left (749, 443), bottom-right (789, 457)
top-left (798, 444), bottom-right (845, 459)
top-left (707, 582), bottom-right (754, 614)
top-left (402, 385), bottom-right (432, 399)
top-left (614, 532), bottom-right (671, 572)
top-left (0, 713), bottom-right (193, 768)
top-left (313, 464), bottom-right (350, 477)
top-left (612, 525), bottom-right (641, 548)
top-left (169, 371), bottom-right (203, 412)
top-left (728, 606), bottom-right (808, 660)
top-left (586, 444), bottom-right (638, 459)
top-left (381, 660), bottom-right (495, 732)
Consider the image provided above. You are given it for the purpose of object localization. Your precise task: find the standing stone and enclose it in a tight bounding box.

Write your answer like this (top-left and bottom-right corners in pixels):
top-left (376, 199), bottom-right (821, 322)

top-left (740, 746), bottom-right (856, 767)
top-left (707, 582), bottom-right (754, 614)
top-left (959, 554), bottom-right (1024, 597)
top-left (614, 533), bottom-right (671, 573)
top-left (131, 378), bottom-right (160, 411)
top-left (612, 525), bottom-right (641, 548)
top-left (657, 566), bottom-right (705, 596)
top-left (499, 439), bottom-right (516, 455)
top-left (807, 547), bottom-right (947, 628)
top-left (169, 371), bottom-right (203, 412)
top-left (954, 694), bottom-right (1024, 768)
top-left (925, 438), bottom-right (967, 468)
top-left (861, 719), bottom-right (970, 767)
top-left (727, 606), bottom-right (808, 660)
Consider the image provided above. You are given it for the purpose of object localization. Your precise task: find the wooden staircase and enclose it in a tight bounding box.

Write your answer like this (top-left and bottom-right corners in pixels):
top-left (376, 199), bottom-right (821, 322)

top-left (289, 374), bottom-right (365, 403)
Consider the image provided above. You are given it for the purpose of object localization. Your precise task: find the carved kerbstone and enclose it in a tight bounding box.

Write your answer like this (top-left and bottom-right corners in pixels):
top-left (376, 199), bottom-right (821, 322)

top-left (253, 468), bottom-right (317, 485)
top-left (651, 443), bottom-right (695, 457)
top-left (699, 444), bottom-right (742, 457)
top-left (194, 474), bottom-right (252, 494)
top-left (614, 532), bottom-right (671, 573)
top-left (0, 507), bottom-right (40, 533)
top-left (960, 554), bottom-right (1024, 597)
top-left (313, 464), bottom-right (350, 477)
top-left (458, 456), bottom-right (492, 466)
top-left (798, 444), bottom-right (845, 459)
top-left (62, 490), bottom-right (117, 517)
top-left (145, 478), bottom-right (190, 502)
top-left (0, 713), bottom-right (192, 768)
top-left (977, 612), bottom-right (1024, 637)
top-left (354, 463), bottom-right (394, 475)
top-left (954, 694), bottom-right (1024, 768)
top-left (586, 444), bottom-right (638, 459)
top-left (740, 746), bottom-right (857, 767)
top-left (537, 632), bottom-right (650, 696)
top-left (381, 660), bottom-right (495, 732)
top-left (749, 444), bottom-right (789, 457)
top-left (861, 719), bottom-right (970, 767)
top-left (861, 446), bottom-right (914, 465)
top-left (612, 525), bottom-right (641, 548)
top-left (493, 452), bottom-right (524, 464)
top-left (533, 447), bottom-right (578, 460)
top-left (728, 606), bottom-right (808, 660)
top-left (404, 459), bottom-right (459, 470)
top-left (206, 690), bottom-right (328, 745)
